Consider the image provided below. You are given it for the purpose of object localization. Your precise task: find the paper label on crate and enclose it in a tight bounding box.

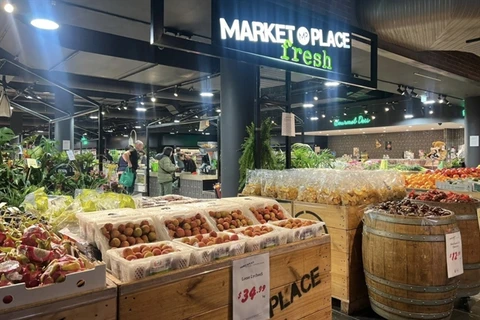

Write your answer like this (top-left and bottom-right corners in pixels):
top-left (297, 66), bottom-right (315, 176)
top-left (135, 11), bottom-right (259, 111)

top-left (232, 253), bottom-right (270, 320)
top-left (446, 231), bottom-right (464, 278)
top-left (214, 247), bottom-right (230, 259)
top-left (150, 257), bottom-right (172, 274)
top-left (262, 237), bottom-right (278, 248)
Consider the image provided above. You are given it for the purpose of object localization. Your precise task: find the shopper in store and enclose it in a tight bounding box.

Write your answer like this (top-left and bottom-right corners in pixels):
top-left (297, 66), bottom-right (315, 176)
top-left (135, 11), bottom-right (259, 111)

top-left (122, 140), bottom-right (144, 194)
top-left (174, 147), bottom-right (185, 171)
top-left (184, 153), bottom-right (197, 173)
top-left (156, 146), bottom-right (177, 195)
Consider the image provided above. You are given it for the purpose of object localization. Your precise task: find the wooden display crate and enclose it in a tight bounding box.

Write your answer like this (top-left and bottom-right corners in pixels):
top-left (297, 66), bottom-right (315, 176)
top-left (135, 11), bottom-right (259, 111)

top-left (0, 275), bottom-right (117, 320)
top-left (110, 236), bottom-right (331, 320)
top-left (293, 201), bottom-right (369, 314)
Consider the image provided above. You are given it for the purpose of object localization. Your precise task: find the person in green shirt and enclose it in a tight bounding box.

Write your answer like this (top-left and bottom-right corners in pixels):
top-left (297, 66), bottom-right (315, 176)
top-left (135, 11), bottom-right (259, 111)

top-left (155, 147), bottom-right (176, 195)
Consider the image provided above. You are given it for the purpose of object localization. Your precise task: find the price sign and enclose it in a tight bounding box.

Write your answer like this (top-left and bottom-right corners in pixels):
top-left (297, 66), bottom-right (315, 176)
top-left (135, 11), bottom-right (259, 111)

top-left (232, 253), bottom-right (270, 320)
top-left (446, 231), bottom-right (464, 278)
top-left (281, 112), bottom-right (295, 137)
top-left (26, 158), bottom-right (39, 168)
top-left (66, 150), bottom-right (75, 161)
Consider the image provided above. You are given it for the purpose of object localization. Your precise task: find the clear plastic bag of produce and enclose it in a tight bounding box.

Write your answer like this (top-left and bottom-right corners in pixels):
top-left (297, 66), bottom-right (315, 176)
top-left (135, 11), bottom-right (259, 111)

top-left (275, 170), bottom-right (299, 201)
top-left (242, 169), bottom-right (262, 196)
top-left (261, 170), bottom-right (278, 198)
top-left (296, 170), bottom-right (319, 203)
top-left (107, 241), bottom-right (192, 282)
top-left (316, 170), bottom-right (341, 205)
top-left (21, 188), bottom-right (79, 232)
top-left (74, 189), bottom-right (136, 212)
top-left (340, 171), bottom-right (380, 206)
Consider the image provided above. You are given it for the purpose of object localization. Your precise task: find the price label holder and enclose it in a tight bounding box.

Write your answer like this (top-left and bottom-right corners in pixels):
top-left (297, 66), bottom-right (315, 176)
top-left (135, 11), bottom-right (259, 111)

top-left (66, 150), bottom-right (75, 161)
top-left (232, 253), bottom-right (270, 320)
top-left (26, 158), bottom-right (39, 168)
top-left (446, 231), bottom-right (464, 278)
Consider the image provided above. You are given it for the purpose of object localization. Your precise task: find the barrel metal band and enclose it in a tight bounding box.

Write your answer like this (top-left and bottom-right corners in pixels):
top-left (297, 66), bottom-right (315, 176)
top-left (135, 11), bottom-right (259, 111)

top-left (367, 285), bottom-right (454, 305)
top-left (370, 299), bottom-right (452, 320)
top-left (365, 270), bottom-right (458, 292)
top-left (464, 262), bottom-right (480, 270)
top-left (455, 214), bottom-right (477, 221)
top-left (364, 226), bottom-right (446, 242)
top-left (367, 212), bottom-right (456, 226)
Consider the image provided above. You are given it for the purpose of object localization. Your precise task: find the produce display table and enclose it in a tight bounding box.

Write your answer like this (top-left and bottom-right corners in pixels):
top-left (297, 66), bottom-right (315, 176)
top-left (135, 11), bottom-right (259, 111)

top-left (109, 236), bottom-right (331, 320)
top-left (1, 277), bottom-right (117, 320)
top-left (293, 201), bottom-right (368, 314)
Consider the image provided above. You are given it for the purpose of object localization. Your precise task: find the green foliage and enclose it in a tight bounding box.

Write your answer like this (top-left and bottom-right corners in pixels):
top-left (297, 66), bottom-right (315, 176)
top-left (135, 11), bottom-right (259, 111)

top-left (239, 118), bottom-right (277, 191)
top-left (291, 144), bottom-right (335, 169)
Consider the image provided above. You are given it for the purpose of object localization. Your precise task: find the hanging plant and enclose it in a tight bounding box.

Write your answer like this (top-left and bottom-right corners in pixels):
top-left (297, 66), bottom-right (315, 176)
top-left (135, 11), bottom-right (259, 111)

top-left (238, 118), bottom-right (276, 191)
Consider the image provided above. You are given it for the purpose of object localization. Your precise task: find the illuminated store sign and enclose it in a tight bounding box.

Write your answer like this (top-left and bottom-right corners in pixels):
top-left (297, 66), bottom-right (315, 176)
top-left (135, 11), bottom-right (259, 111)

top-left (213, 0), bottom-right (352, 75)
top-left (333, 116), bottom-right (371, 127)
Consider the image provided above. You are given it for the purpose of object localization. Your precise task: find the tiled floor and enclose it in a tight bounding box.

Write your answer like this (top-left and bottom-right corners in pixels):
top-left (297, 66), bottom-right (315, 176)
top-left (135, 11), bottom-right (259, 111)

top-left (332, 296), bottom-right (480, 319)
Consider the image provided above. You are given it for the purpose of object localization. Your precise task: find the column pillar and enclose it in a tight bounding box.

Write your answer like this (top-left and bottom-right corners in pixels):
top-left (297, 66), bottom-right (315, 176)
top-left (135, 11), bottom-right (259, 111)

top-left (465, 96), bottom-right (480, 167)
top-left (9, 111), bottom-right (23, 136)
top-left (54, 88), bottom-right (74, 151)
top-left (220, 59), bottom-right (257, 197)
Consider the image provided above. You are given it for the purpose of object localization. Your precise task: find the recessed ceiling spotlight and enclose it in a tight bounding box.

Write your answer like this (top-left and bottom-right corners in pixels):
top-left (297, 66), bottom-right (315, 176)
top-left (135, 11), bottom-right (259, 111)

top-left (140, 101), bottom-right (145, 106)
top-left (4, 3), bottom-right (14, 13)
top-left (313, 96), bottom-right (318, 101)
top-left (134, 126), bottom-right (141, 129)
top-left (329, 119), bottom-right (333, 123)
top-left (371, 113), bottom-right (376, 120)
top-left (404, 114), bottom-right (414, 119)
top-left (174, 119), bottom-right (180, 123)
top-left (438, 95), bottom-right (444, 104)
top-left (136, 107), bottom-right (147, 112)
top-left (429, 106), bottom-right (434, 114)
top-left (123, 106), bottom-right (127, 110)
top-left (321, 113), bottom-right (326, 118)
top-left (150, 96), bottom-right (157, 102)
top-left (215, 108), bottom-right (221, 113)
top-left (101, 111), bottom-right (105, 115)
top-left (31, 19), bottom-right (59, 30)
top-left (310, 116), bottom-right (319, 121)
top-left (363, 106), bottom-right (368, 114)
top-left (200, 92), bottom-right (214, 97)
top-left (174, 86), bottom-right (179, 97)
top-left (303, 103), bottom-right (314, 108)
top-left (325, 81), bottom-right (340, 87)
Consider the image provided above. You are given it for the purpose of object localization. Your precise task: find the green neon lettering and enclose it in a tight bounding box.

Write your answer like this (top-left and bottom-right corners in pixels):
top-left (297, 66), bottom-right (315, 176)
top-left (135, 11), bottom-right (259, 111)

top-left (292, 46), bottom-right (303, 62)
top-left (302, 50), bottom-right (312, 65)
top-left (281, 40), bottom-right (293, 61)
top-left (333, 116), bottom-right (371, 127)
top-left (313, 53), bottom-right (322, 67)
top-left (322, 50), bottom-right (332, 70)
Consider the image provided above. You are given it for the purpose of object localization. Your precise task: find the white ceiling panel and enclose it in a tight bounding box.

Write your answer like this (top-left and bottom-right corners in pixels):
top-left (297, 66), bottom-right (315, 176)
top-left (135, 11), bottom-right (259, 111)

top-left (123, 65), bottom-right (208, 87)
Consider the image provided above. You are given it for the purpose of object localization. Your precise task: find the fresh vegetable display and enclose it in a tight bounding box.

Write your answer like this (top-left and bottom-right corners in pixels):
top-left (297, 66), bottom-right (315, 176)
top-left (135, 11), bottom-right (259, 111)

top-left (100, 220), bottom-right (157, 248)
top-left (408, 190), bottom-right (477, 203)
top-left (207, 209), bottom-right (254, 231)
top-left (371, 199), bottom-right (452, 217)
top-left (250, 204), bottom-right (286, 223)
top-left (164, 213), bottom-right (213, 238)
top-left (406, 167), bottom-right (480, 189)
top-left (0, 222), bottom-right (88, 288)
top-left (122, 243), bottom-right (176, 260)
top-left (180, 231), bottom-right (240, 247)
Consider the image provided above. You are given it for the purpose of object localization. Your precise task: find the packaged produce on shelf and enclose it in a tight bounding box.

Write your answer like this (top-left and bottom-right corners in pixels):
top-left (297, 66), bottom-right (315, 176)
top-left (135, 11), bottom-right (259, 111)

top-left (226, 225), bottom-right (289, 252)
top-left (248, 169), bottom-right (406, 206)
top-left (242, 169), bottom-right (263, 196)
top-left (153, 211), bottom-right (215, 240)
top-left (405, 167), bottom-right (480, 189)
top-left (75, 189), bottom-right (136, 212)
top-left (408, 189), bottom-right (478, 203)
top-left (175, 231), bottom-right (246, 264)
top-left (268, 218), bottom-right (326, 243)
top-left (21, 188), bottom-right (78, 232)
top-left (107, 241), bottom-right (191, 282)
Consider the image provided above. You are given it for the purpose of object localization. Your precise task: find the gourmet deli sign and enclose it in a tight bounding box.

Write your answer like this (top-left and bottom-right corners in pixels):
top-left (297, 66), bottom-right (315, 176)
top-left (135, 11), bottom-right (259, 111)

top-left (212, 0), bottom-right (352, 75)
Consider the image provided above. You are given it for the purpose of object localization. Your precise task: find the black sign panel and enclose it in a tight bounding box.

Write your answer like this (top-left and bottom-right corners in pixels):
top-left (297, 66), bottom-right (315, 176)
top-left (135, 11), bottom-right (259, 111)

top-left (211, 0), bottom-right (352, 76)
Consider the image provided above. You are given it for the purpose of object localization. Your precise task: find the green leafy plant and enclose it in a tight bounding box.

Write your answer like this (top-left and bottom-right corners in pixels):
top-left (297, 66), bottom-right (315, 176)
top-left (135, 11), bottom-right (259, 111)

top-left (239, 118), bottom-right (276, 191)
top-left (291, 144), bottom-right (335, 169)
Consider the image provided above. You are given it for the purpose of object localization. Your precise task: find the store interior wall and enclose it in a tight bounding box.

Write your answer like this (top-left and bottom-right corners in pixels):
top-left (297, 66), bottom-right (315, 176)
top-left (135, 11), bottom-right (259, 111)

top-left (327, 129), bottom-right (464, 158)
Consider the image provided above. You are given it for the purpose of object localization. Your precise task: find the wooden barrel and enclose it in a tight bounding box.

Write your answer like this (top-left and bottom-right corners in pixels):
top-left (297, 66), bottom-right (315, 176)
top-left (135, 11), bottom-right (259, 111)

top-left (411, 200), bottom-right (480, 297)
top-left (363, 210), bottom-right (459, 320)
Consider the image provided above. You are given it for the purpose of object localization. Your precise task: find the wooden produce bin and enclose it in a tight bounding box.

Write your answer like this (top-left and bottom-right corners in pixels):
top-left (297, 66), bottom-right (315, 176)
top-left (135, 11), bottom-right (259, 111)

top-left (293, 201), bottom-right (368, 314)
top-left (111, 236), bottom-right (331, 320)
top-left (0, 276), bottom-right (117, 320)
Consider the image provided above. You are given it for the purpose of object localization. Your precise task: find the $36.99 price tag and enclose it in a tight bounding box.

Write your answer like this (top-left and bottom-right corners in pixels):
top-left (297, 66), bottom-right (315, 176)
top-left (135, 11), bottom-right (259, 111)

top-left (232, 253), bottom-right (270, 320)
top-left (446, 231), bottom-right (464, 278)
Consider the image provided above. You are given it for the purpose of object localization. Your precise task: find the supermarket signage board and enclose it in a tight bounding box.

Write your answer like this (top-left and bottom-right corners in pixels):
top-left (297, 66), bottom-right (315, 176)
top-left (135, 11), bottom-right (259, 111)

top-left (150, 0), bottom-right (378, 89)
top-left (333, 115), bottom-right (371, 127)
top-left (212, 0), bottom-right (352, 75)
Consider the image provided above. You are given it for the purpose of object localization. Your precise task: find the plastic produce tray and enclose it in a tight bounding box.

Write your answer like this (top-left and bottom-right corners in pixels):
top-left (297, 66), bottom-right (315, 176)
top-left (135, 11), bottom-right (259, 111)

top-left (152, 211), bottom-right (215, 241)
top-left (106, 241), bottom-right (191, 282)
top-left (268, 218), bottom-right (326, 243)
top-left (201, 202), bottom-right (259, 232)
top-left (174, 232), bottom-right (246, 265)
top-left (226, 225), bottom-right (289, 252)
top-left (225, 197), bottom-right (292, 223)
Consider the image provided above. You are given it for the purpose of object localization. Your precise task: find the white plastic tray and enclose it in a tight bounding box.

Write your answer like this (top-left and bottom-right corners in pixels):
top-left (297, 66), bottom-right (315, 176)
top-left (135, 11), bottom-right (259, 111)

top-left (268, 218), bottom-right (326, 243)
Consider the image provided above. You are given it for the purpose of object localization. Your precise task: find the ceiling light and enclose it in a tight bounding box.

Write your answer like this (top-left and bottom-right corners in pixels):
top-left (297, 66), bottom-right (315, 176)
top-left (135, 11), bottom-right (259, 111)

top-left (136, 107), bottom-right (147, 112)
top-left (150, 96), bottom-right (157, 102)
top-left (140, 101), bottom-right (145, 106)
top-left (4, 3), bottom-right (14, 13)
top-left (397, 85), bottom-right (405, 95)
top-left (117, 107), bottom-right (121, 111)
top-left (423, 100), bottom-right (435, 105)
top-left (134, 126), bottom-right (141, 129)
top-left (123, 134), bottom-right (129, 138)
top-left (37, 130), bottom-right (44, 133)
top-left (404, 114), bottom-right (414, 119)
top-left (101, 111), bottom-right (105, 115)
top-left (334, 118), bottom-right (339, 123)
top-left (343, 111), bottom-right (347, 116)
top-left (26, 95), bottom-right (33, 99)
top-left (303, 103), bottom-right (314, 108)
top-left (329, 119), bottom-right (333, 123)
top-left (310, 116), bottom-right (319, 121)
top-left (174, 86), bottom-right (179, 97)
top-left (438, 95), bottom-right (444, 104)
top-left (428, 107), bottom-right (434, 115)
top-left (31, 19), bottom-right (59, 30)
top-left (325, 81), bottom-right (340, 87)
top-left (123, 106), bottom-right (127, 110)
top-left (321, 113), bottom-right (326, 118)
top-left (194, 115), bottom-right (199, 119)
top-left (363, 106), bottom-right (368, 114)
top-left (10, 106), bottom-right (13, 110)
top-left (385, 106), bottom-right (390, 112)
top-left (313, 96), bottom-right (318, 101)
top-left (89, 115), bottom-right (98, 119)
top-left (170, 132), bottom-right (175, 135)
top-left (371, 114), bottom-right (376, 120)
top-left (215, 108), bottom-right (221, 113)
top-left (443, 96), bottom-right (450, 105)
top-left (174, 119), bottom-right (180, 123)
top-left (205, 132), bottom-right (211, 135)
top-left (409, 87), bottom-right (418, 98)
top-left (200, 92), bottom-right (214, 97)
